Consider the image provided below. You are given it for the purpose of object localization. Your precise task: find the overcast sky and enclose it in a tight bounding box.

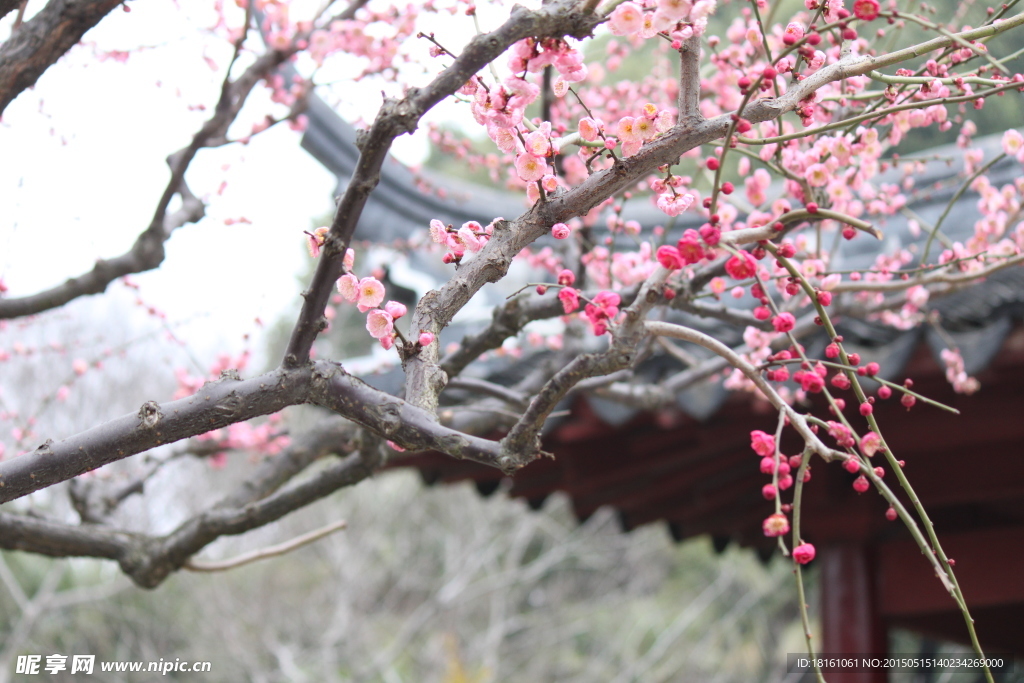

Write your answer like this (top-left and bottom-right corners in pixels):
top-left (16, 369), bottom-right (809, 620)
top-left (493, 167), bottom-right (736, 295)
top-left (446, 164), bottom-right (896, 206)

top-left (0, 0), bottom-right (503, 362)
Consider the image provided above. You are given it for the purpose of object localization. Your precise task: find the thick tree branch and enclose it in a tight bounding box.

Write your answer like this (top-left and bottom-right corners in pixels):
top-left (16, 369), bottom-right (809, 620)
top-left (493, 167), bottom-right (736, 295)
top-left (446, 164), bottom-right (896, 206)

top-left (0, 445), bottom-right (374, 588)
top-left (310, 362), bottom-right (503, 466)
top-left (0, 510), bottom-right (133, 560)
top-left (677, 35), bottom-right (702, 122)
top-left (0, 368), bottom-right (311, 503)
top-left (0, 357), bottom-right (512, 502)
top-left (0, 0), bottom-right (122, 116)
top-left (0, 0), bottom-right (21, 20)
top-left (120, 449), bottom-right (374, 587)
top-left (0, 418), bottom-right (369, 586)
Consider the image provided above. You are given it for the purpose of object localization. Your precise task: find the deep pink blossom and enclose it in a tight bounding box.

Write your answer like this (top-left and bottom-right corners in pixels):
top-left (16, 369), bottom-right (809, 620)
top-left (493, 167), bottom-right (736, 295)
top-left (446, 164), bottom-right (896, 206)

top-left (558, 287), bottom-right (580, 314)
top-left (724, 252), bottom-right (757, 280)
top-left (853, 0), bottom-right (880, 20)
top-left (677, 230), bottom-right (705, 263)
top-left (584, 291), bottom-right (621, 335)
top-left (793, 543), bottom-right (816, 564)
top-left (798, 371), bottom-right (825, 393)
top-left (750, 430), bottom-right (775, 456)
top-left (772, 312), bottom-right (796, 332)
top-left (698, 224), bottom-right (721, 246)
top-left (656, 245), bottom-right (684, 270)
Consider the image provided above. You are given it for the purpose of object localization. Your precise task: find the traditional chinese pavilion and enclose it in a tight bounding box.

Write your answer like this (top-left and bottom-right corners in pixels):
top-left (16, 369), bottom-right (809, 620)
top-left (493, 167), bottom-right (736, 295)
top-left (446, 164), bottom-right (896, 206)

top-left (301, 96), bottom-right (1024, 680)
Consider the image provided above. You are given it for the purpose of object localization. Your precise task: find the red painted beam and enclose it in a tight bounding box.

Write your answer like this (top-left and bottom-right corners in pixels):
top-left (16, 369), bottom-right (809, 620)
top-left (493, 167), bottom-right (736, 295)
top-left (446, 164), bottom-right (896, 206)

top-left (877, 525), bottom-right (1024, 616)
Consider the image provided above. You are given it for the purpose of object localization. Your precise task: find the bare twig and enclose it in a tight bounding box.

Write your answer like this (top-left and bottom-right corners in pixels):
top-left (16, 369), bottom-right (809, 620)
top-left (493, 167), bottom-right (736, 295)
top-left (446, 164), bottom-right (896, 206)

top-left (185, 519), bottom-right (348, 572)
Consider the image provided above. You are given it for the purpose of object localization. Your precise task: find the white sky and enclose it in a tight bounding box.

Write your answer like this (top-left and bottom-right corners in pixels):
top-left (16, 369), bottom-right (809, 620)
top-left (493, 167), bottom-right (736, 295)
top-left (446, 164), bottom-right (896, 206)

top-left (0, 0), bottom-right (511, 361)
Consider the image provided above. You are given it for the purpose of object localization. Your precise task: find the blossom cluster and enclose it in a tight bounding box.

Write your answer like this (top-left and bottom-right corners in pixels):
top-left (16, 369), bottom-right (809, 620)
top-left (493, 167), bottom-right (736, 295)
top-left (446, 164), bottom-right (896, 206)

top-left (429, 218), bottom-right (495, 263)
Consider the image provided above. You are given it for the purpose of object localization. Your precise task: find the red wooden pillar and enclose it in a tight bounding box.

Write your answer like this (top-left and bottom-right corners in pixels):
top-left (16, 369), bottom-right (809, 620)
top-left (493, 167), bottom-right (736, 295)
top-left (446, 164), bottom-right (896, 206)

top-left (820, 542), bottom-right (888, 683)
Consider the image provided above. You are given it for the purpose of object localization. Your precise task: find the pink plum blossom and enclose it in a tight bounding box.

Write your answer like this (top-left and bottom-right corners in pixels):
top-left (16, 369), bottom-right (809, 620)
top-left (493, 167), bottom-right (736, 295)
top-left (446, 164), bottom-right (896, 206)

top-left (763, 513), bottom-right (790, 537)
top-left (579, 117), bottom-right (601, 142)
top-left (429, 219), bottom-right (448, 244)
top-left (337, 273), bottom-right (359, 302)
top-left (366, 309), bottom-right (394, 339)
top-left (609, 2), bottom-right (644, 35)
top-left (552, 223), bottom-right (571, 239)
top-left (356, 277), bottom-right (385, 312)
top-left (384, 301), bottom-right (407, 319)
top-left (515, 153), bottom-right (548, 182)
top-left (306, 226), bottom-right (329, 257)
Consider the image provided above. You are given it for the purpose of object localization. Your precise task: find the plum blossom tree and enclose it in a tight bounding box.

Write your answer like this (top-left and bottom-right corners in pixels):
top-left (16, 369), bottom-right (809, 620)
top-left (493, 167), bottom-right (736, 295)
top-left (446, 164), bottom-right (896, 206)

top-left (2, 0), bottom-right (1024, 676)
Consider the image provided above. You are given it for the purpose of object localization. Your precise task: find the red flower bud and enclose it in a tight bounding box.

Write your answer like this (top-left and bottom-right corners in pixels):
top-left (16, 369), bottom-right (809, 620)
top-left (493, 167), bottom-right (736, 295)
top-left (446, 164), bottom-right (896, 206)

top-left (793, 543), bottom-right (816, 564)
